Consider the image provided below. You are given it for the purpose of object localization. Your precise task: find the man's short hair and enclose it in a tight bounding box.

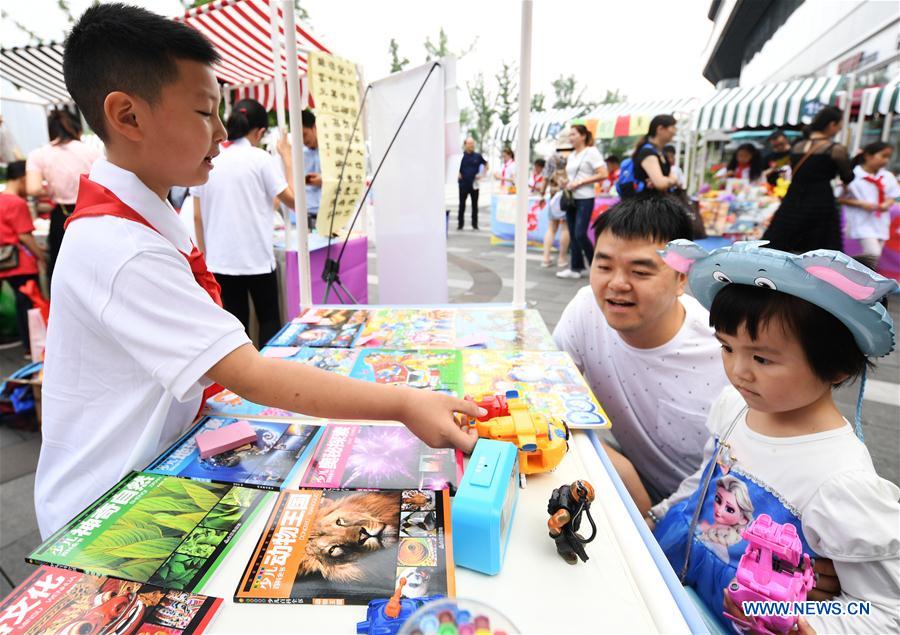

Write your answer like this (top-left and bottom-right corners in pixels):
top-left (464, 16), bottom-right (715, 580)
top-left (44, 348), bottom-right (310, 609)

top-left (593, 192), bottom-right (693, 244)
top-left (301, 109), bottom-right (316, 129)
top-left (63, 3), bottom-right (220, 140)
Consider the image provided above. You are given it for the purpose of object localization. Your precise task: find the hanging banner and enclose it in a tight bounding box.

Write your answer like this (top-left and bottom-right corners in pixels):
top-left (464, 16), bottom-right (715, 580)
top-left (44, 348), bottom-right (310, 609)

top-left (308, 52), bottom-right (365, 236)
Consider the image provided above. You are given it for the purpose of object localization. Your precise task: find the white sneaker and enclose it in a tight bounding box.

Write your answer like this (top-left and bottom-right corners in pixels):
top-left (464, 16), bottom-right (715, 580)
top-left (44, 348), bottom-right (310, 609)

top-left (556, 269), bottom-right (582, 279)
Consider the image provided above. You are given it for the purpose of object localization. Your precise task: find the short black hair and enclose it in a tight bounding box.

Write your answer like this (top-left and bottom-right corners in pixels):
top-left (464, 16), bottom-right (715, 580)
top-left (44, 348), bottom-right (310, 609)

top-left (768, 129), bottom-right (787, 142)
top-left (605, 154), bottom-right (621, 165)
top-left (534, 158), bottom-right (546, 168)
top-left (593, 192), bottom-right (693, 244)
top-left (709, 284), bottom-right (868, 385)
top-left (301, 109), bottom-right (316, 129)
top-left (63, 3), bottom-right (220, 140)
top-left (227, 99), bottom-right (268, 141)
top-left (6, 161), bottom-right (26, 181)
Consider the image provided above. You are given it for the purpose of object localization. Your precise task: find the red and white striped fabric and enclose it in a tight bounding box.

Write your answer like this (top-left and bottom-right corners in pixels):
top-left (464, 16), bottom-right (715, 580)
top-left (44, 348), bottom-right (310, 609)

top-left (230, 79), bottom-right (312, 111)
top-left (177, 0), bottom-right (329, 109)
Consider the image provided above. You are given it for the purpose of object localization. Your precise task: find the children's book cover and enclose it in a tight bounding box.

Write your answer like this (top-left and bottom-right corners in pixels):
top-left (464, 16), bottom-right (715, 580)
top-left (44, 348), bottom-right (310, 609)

top-left (268, 309), bottom-right (369, 348)
top-left (204, 347), bottom-right (358, 418)
top-left (354, 309), bottom-right (457, 349)
top-left (462, 350), bottom-right (611, 428)
top-left (234, 489), bottom-right (454, 605)
top-left (455, 308), bottom-right (556, 350)
top-left (299, 424), bottom-right (462, 492)
top-left (349, 349), bottom-right (462, 395)
top-left (146, 417), bottom-right (323, 491)
top-left (28, 473), bottom-right (266, 592)
top-left (0, 566), bottom-right (221, 634)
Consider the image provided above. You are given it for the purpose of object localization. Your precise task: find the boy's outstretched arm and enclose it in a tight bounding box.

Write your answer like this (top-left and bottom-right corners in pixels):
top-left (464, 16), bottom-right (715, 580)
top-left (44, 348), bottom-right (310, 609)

top-left (208, 343), bottom-right (484, 452)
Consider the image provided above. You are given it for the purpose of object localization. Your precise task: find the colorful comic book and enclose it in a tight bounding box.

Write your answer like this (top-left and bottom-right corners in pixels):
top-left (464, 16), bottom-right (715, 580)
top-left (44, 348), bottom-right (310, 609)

top-left (299, 424), bottom-right (462, 492)
top-left (28, 473), bottom-right (267, 592)
top-left (354, 308), bottom-right (457, 349)
top-left (0, 566), bottom-right (221, 634)
top-left (204, 347), bottom-right (358, 418)
top-left (234, 489), bottom-right (454, 605)
top-left (349, 349), bottom-right (462, 395)
top-left (462, 350), bottom-right (611, 428)
top-left (268, 308), bottom-right (368, 347)
top-left (455, 308), bottom-right (556, 350)
top-left (146, 417), bottom-right (322, 491)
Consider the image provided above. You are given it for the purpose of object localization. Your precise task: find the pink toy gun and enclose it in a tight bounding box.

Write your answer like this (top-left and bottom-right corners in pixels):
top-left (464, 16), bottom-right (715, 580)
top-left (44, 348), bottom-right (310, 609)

top-left (726, 514), bottom-right (815, 634)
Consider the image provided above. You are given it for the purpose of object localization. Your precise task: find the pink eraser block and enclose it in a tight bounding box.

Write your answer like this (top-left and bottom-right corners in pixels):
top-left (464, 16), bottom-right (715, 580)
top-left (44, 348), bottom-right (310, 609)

top-left (195, 421), bottom-right (258, 459)
top-left (262, 346), bottom-right (300, 358)
top-left (297, 311), bottom-right (322, 324)
top-left (456, 334), bottom-right (487, 348)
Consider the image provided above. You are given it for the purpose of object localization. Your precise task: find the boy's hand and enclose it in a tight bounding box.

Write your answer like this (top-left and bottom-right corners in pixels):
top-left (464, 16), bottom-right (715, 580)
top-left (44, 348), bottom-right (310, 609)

top-left (306, 173), bottom-right (322, 187)
top-left (397, 389), bottom-right (485, 453)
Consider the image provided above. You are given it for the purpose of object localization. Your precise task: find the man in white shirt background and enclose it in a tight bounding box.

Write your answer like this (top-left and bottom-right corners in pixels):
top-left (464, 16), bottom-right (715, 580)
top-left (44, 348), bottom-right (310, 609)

top-left (553, 194), bottom-right (729, 513)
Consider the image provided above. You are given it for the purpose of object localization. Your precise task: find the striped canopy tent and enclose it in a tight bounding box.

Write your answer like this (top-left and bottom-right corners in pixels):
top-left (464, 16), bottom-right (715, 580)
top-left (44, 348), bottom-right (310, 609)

top-left (693, 75), bottom-right (849, 131)
top-left (861, 76), bottom-right (900, 116)
top-left (0, 42), bottom-right (71, 106)
top-left (493, 107), bottom-right (584, 145)
top-left (177, 0), bottom-right (330, 111)
top-left (584, 97), bottom-right (697, 139)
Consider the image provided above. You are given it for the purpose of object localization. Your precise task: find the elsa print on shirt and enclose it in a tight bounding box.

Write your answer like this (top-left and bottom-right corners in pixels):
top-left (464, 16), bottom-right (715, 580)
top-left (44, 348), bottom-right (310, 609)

top-left (698, 475), bottom-right (755, 562)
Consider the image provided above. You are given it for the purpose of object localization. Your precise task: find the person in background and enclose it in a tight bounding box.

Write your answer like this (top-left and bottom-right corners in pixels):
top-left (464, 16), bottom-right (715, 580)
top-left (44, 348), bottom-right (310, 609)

top-left (762, 106), bottom-right (853, 253)
top-left (26, 109), bottom-right (101, 282)
top-left (457, 137), bottom-right (488, 230)
top-left (541, 139), bottom-right (571, 269)
top-left (191, 98), bottom-right (295, 344)
top-left (601, 155), bottom-right (621, 193)
top-left (301, 109), bottom-right (322, 231)
top-left (529, 158), bottom-right (546, 194)
top-left (763, 129), bottom-right (792, 186)
top-left (629, 115), bottom-right (679, 195)
top-left (838, 141), bottom-right (898, 271)
top-left (0, 115), bottom-right (24, 163)
top-left (494, 147), bottom-right (517, 194)
top-left (557, 124), bottom-right (606, 280)
top-left (0, 161), bottom-right (46, 356)
top-left (719, 142), bottom-right (764, 184)
top-left (662, 146), bottom-right (685, 189)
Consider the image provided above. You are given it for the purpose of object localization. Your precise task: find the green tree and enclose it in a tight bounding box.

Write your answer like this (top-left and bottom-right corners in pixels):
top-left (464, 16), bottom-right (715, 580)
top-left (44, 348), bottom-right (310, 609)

top-left (388, 38), bottom-right (409, 73)
top-left (424, 27), bottom-right (477, 61)
top-left (466, 73), bottom-right (495, 152)
top-left (531, 93), bottom-right (546, 112)
top-left (551, 74), bottom-right (597, 116)
top-left (494, 61), bottom-right (518, 125)
top-left (601, 89), bottom-right (626, 104)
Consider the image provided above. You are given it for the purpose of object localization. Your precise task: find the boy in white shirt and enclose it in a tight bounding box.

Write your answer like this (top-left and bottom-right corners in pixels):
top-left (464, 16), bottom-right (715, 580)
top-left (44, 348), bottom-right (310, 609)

top-left (553, 194), bottom-right (729, 512)
top-left (36, 4), bottom-right (483, 537)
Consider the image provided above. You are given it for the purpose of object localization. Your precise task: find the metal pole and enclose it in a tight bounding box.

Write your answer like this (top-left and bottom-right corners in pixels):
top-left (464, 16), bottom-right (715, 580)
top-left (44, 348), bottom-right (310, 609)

top-left (282, 0), bottom-right (312, 307)
top-left (512, 0), bottom-right (533, 308)
top-left (882, 111), bottom-right (894, 142)
top-left (840, 73), bottom-right (856, 147)
top-left (267, 0), bottom-right (287, 133)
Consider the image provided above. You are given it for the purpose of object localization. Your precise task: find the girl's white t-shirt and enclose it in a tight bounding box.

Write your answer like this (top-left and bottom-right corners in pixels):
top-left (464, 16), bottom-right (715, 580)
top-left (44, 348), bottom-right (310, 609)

top-left (843, 165), bottom-right (899, 240)
top-left (190, 138), bottom-right (288, 275)
top-left (566, 146), bottom-right (605, 199)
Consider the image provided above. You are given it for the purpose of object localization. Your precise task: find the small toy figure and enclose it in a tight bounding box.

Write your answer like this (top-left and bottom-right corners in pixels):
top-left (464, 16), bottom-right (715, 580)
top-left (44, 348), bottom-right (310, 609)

top-left (547, 480), bottom-right (596, 564)
top-left (356, 578), bottom-right (443, 635)
top-left (726, 514), bottom-right (814, 634)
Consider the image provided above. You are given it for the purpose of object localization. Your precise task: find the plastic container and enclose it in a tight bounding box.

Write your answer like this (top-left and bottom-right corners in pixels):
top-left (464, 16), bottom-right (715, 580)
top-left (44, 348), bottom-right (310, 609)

top-left (397, 597), bottom-right (519, 635)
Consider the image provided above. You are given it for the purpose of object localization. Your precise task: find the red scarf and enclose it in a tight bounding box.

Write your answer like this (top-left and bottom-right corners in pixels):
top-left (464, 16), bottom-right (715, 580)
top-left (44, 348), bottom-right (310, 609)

top-left (66, 176), bottom-right (223, 306)
top-left (863, 174), bottom-right (885, 206)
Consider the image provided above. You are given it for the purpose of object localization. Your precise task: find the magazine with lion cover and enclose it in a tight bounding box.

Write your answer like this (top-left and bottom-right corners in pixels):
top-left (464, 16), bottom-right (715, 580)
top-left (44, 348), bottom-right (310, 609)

top-left (0, 566), bottom-right (221, 634)
top-left (235, 489), bottom-right (454, 605)
top-left (28, 472), bottom-right (267, 593)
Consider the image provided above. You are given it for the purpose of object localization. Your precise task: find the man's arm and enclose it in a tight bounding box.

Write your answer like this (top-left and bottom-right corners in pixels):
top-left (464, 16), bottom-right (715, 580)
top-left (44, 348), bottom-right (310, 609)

top-left (208, 344), bottom-right (484, 451)
top-left (19, 233), bottom-right (46, 265)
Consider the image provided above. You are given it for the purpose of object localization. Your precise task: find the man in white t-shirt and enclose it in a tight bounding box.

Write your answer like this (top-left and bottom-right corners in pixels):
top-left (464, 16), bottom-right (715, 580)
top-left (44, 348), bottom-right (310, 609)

top-left (554, 194), bottom-right (729, 512)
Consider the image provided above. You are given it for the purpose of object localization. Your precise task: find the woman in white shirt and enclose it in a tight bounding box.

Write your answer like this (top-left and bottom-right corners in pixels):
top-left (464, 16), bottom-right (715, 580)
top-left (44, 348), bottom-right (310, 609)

top-left (557, 125), bottom-right (607, 279)
top-left (494, 147), bottom-right (517, 194)
top-left (191, 99), bottom-right (295, 343)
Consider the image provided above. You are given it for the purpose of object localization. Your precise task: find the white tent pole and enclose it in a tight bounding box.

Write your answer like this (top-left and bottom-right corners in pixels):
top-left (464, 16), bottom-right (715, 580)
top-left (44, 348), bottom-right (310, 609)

top-left (882, 111), bottom-right (894, 142)
top-left (282, 0), bottom-right (312, 307)
top-left (851, 91), bottom-right (867, 156)
top-left (267, 0), bottom-right (287, 132)
top-left (840, 73), bottom-right (856, 147)
top-left (512, 0), bottom-right (533, 308)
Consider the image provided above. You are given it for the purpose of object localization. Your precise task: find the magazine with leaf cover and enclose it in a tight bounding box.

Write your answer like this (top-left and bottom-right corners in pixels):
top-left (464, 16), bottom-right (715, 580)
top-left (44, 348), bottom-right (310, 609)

top-left (28, 472), bottom-right (267, 592)
top-left (0, 566), bottom-right (221, 634)
top-left (235, 488), bottom-right (454, 605)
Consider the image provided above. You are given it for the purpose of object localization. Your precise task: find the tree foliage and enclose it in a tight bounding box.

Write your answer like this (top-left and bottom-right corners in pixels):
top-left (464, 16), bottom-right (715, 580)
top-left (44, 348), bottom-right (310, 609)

top-left (494, 61), bottom-right (518, 125)
top-left (388, 38), bottom-right (409, 73)
top-left (466, 73), bottom-right (495, 152)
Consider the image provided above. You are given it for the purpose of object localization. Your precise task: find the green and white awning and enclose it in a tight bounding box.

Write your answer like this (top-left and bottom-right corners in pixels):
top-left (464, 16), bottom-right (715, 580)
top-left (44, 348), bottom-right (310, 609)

top-left (693, 75), bottom-right (848, 131)
top-left (865, 76), bottom-right (900, 116)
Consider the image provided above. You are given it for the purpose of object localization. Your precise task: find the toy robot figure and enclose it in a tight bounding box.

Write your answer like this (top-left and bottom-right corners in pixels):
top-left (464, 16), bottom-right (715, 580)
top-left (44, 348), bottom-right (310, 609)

top-left (547, 480), bottom-right (597, 564)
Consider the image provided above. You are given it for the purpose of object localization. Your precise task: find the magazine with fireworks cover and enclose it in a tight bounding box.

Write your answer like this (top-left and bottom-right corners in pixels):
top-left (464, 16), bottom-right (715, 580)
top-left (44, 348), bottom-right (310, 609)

top-left (204, 347), bottom-right (358, 418)
top-left (28, 472), bottom-right (268, 592)
top-left (454, 308), bottom-right (556, 350)
top-left (462, 350), bottom-right (612, 429)
top-left (146, 417), bottom-right (323, 491)
top-left (0, 566), bottom-right (221, 635)
top-left (268, 308), bottom-right (369, 347)
top-left (349, 349), bottom-right (463, 395)
top-left (299, 424), bottom-right (462, 492)
top-left (235, 489), bottom-right (454, 605)
top-left (353, 308), bottom-right (457, 349)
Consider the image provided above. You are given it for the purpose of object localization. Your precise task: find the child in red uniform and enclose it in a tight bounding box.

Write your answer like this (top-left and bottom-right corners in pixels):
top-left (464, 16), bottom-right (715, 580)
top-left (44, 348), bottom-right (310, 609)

top-left (36, 4), bottom-right (483, 537)
top-left (0, 161), bottom-right (46, 355)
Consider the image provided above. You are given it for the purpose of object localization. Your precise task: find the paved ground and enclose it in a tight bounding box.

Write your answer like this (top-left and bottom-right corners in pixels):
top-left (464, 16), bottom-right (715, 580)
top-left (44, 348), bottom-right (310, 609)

top-left (1, 208), bottom-right (898, 594)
